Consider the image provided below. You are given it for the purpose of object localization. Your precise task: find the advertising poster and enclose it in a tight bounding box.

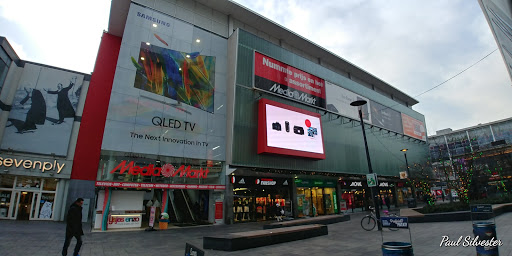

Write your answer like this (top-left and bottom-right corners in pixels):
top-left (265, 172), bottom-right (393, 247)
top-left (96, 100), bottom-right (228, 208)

top-left (102, 4), bottom-right (227, 161)
top-left (370, 101), bottom-right (403, 133)
top-left (325, 81), bottom-right (370, 122)
top-left (254, 52), bottom-right (326, 108)
top-left (401, 113), bottom-right (426, 141)
top-left (257, 98), bottom-right (325, 159)
top-left (1, 64), bottom-right (84, 156)
top-left (133, 43), bottom-right (215, 113)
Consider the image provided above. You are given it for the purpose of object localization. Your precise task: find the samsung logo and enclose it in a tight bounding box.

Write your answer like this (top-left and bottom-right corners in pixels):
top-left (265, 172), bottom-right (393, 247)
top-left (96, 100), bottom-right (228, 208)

top-left (137, 12), bottom-right (171, 27)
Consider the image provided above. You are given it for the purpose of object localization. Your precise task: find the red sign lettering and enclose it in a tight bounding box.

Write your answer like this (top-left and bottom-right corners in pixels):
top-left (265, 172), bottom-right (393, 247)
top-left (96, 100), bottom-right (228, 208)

top-left (109, 161), bottom-right (209, 179)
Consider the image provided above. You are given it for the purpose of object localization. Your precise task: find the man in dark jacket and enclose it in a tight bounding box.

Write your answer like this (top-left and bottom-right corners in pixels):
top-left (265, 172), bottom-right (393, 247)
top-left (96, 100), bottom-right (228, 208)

top-left (62, 198), bottom-right (84, 256)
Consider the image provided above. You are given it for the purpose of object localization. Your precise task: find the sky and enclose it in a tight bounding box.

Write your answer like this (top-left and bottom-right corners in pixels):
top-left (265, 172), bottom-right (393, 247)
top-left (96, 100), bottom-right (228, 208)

top-left (1, 0), bottom-right (511, 136)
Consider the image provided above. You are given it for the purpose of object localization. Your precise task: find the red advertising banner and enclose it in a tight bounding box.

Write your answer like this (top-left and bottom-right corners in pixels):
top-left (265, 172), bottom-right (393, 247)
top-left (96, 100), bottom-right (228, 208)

top-left (215, 201), bottom-right (223, 220)
top-left (95, 181), bottom-right (225, 190)
top-left (401, 113), bottom-right (426, 141)
top-left (254, 52), bottom-right (326, 108)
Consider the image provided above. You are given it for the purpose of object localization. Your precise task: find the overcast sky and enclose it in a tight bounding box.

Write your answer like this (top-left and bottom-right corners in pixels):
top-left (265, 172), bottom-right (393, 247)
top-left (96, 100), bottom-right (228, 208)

top-left (1, 0), bottom-right (511, 136)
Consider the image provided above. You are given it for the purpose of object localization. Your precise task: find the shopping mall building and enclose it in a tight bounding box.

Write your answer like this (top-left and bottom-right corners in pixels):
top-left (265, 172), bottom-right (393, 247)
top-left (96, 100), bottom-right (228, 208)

top-left (0, 0), bottom-right (430, 229)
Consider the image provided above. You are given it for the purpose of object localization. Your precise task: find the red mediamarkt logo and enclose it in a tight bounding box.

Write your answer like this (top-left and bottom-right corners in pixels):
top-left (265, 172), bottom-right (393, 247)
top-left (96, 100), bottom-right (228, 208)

top-left (109, 160), bottom-right (209, 178)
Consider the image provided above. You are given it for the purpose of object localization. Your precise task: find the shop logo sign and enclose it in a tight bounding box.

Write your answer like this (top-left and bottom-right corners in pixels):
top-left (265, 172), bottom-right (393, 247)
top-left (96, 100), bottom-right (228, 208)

top-left (269, 83), bottom-right (317, 105)
top-left (350, 181), bottom-right (362, 187)
top-left (380, 182), bottom-right (389, 187)
top-left (110, 160), bottom-right (209, 178)
top-left (108, 216), bottom-right (140, 225)
top-left (256, 178), bottom-right (277, 186)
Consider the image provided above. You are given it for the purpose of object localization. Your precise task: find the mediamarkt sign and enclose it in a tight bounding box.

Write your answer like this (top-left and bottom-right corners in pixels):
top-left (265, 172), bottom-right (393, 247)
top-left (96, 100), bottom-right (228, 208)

top-left (254, 52), bottom-right (326, 108)
top-left (110, 161), bottom-right (209, 178)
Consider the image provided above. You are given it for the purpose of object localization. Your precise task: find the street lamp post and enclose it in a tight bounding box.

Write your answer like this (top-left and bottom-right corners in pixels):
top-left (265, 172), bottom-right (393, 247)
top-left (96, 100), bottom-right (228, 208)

top-left (401, 149), bottom-right (410, 178)
top-left (401, 148), bottom-right (416, 207)
top-left (351, 100), bottom-right (382, 230)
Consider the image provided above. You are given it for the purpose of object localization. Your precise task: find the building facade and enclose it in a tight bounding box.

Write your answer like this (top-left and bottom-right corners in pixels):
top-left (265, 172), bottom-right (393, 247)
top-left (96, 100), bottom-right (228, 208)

top-left (0, 37), bottom-right (91, 221)
top-left (479, 0), bottom-right (512, 83)
top-left (68, 0), bottom-right (430, 230)
top-left (428, 118), bottom-right (512, 201)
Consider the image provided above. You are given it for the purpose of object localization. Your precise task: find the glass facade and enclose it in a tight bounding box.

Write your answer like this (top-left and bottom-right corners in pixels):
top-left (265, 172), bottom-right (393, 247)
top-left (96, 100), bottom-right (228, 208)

top-left (428, 119), bottom-right (512, 200)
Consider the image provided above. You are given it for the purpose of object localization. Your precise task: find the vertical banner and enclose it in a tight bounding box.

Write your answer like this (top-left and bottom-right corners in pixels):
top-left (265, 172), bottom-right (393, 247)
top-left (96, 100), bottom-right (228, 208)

top-left (401, 113), bottom-right (426, 141)
top-left (149, 206), bottom-right (156, 227)
top-left (254, 52), bottom-right (326, 108)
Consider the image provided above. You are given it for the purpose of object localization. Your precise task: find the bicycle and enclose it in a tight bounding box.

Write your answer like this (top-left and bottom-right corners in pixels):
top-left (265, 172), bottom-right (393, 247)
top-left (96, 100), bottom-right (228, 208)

top-left (360, 206), bottom-right (399, 231)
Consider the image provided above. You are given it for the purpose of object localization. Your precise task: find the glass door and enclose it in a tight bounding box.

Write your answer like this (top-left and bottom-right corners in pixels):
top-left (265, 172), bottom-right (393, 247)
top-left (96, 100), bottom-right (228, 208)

top-left (16, 191), bottom-right (34, 220)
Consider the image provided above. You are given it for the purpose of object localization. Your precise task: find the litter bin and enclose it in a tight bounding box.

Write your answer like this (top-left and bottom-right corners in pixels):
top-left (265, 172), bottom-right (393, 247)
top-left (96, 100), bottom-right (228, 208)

top-left (382, 242), bottom-right (413, 256)
top-left (407, 198), bottom-right (416, 208)
top-left (473, 222), bottom-right (499, 255)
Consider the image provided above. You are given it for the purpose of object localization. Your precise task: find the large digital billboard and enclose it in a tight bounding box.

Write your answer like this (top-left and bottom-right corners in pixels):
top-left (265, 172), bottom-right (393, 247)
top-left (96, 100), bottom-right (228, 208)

top-left (1, 63), bottom-right (84, 156)
top-left (257, 98), bottom-right (325, 159)
top-left (254, 52), bottom-right (326, 108)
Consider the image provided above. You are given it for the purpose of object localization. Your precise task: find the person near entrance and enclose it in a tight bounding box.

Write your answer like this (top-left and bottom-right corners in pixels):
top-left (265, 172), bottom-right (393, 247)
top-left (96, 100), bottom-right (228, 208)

top-left (62, 198), bottom-right (84, 256)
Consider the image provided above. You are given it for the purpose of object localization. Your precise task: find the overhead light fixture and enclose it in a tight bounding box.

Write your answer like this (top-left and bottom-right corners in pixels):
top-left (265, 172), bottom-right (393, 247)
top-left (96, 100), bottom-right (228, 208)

top-left (186, 54), bottom-right (190, 58)
top-left (196, 39), bottom-right (201, 43)
top-left (212, 146), bottom-right (220, 150)
top-left (141, 57), bottom-right (145, 60)
top-left (146, 42), bottom-right (150, 45)
top-left (152, 24), bottom-right (157, 27)
top-left (179, 68), bottom-right (182, 71)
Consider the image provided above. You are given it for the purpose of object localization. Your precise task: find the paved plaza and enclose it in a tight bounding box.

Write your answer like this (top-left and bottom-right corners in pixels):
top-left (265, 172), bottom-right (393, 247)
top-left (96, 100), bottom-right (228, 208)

top-left (0, 211), bottom-right (511, 256)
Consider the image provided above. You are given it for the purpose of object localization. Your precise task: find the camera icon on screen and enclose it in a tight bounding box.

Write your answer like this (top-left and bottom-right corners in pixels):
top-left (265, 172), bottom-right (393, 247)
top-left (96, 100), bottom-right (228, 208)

top-left (272, 122), bottom-right (282, 131)
top-left (293, 126), bottom-right (304, 135)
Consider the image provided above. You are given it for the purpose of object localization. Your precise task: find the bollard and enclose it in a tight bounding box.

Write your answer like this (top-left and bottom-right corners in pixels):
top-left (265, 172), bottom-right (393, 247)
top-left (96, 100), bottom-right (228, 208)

top-left (382, 242), bottom-right (413, 256)
top-left (473, 222), bottom-right (499, 256)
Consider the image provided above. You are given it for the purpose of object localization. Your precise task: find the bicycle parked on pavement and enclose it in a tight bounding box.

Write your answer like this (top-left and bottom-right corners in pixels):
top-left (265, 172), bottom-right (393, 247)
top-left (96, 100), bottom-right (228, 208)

top-left (361, 206), bottom-right (399, 231)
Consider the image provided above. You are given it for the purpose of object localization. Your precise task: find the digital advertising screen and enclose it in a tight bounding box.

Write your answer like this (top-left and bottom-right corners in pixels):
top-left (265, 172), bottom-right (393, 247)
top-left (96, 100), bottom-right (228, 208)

top-left (257, 98), bottom-right (325, 159)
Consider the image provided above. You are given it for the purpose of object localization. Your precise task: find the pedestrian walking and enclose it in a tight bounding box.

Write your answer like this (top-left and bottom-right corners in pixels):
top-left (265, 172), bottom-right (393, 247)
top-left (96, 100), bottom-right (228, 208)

top-left (62, 198), bottom-right (84, 256)
top-left (384, 195), bottom-right (391, 210)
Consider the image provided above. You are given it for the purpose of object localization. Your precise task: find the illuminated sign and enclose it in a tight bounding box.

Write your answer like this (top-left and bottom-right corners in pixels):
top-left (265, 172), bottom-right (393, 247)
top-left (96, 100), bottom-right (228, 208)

top-left (95, 181), bottom-right (225, 190)
top-left (257, 99), bottom-right (325, 159)
top-left (108, 214), bottom-right (142, 228)
top-left (109, 161), bottom-right (209, 178)
top-left (0, 156), bottom-right (65, 173)
top-left (256, 178), bottom-right (277, 186)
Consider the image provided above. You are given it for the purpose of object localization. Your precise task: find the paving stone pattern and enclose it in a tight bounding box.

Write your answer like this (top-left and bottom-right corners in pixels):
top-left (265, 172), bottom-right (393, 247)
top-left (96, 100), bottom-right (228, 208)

top-left (0, 212), bottom-right (511, 256)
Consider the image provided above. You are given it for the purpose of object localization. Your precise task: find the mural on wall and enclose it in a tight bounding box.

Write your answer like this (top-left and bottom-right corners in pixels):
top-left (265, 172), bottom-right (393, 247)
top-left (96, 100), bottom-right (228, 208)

top-left (132, 41), bottom-right (216, 113)
top-left (1, 64), bottom-right (84, 156)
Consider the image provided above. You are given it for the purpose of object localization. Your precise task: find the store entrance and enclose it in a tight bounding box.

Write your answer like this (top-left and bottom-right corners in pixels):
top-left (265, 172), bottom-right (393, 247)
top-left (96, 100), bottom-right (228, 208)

top-left (16, 192), bottom-right (35, 220)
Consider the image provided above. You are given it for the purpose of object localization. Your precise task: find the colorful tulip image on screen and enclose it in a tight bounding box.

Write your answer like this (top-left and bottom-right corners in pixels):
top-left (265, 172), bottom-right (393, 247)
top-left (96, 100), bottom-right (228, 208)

top-left (132, 43), bottom-right (216, 113)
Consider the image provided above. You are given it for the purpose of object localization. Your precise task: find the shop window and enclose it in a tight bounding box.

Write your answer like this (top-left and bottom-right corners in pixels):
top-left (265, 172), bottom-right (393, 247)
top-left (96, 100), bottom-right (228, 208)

top-left (15, 176), bottom-right (41, 190)
top-left (0, 175), bottom-right (15, 189)
top-left (0, 190), bottom-right (12, 217)
top-left (39, 193), bottom-right (55, 219)
top-left (323, 188), bottom-right (335, 214)
top-left (42, 178), bottom-right (57, 191)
